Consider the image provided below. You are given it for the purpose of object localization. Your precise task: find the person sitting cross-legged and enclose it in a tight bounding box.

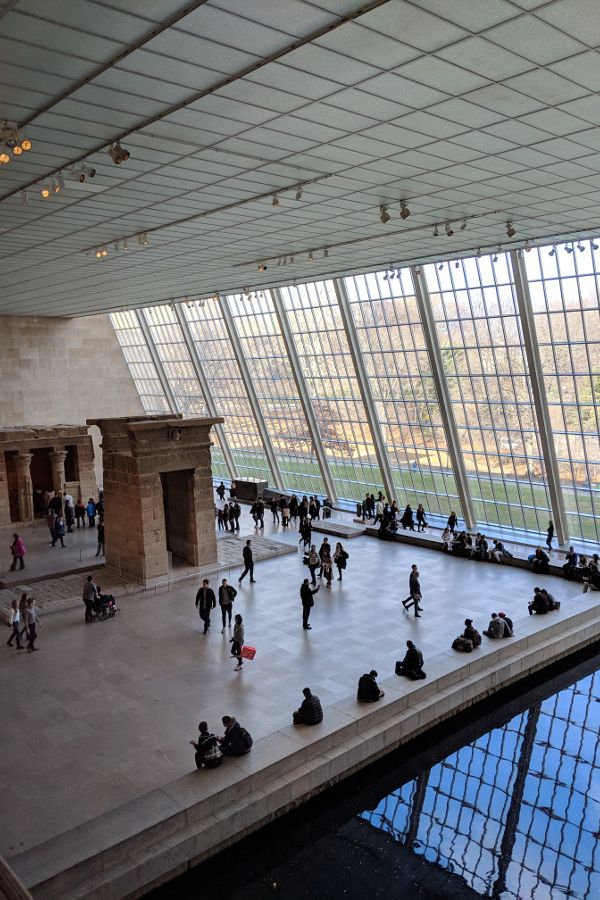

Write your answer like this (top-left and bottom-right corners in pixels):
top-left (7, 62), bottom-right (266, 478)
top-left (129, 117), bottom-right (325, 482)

top-left (191, 721), bottom-right (223, 770)
top-left (395, 640), bottom-right (426, 680)
top-left (357, 670), bottom-right (385, 703)
top-left (292, 687), bottom-right (323, 725)
top-left (483, 612), bottom-right (506, 638)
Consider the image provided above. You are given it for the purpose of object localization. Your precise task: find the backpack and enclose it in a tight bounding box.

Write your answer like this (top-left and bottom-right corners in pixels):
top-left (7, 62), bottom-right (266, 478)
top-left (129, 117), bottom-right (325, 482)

top-left (239, 727), bottom-right (253, 750)
top-left (452, 636), bottom-right (473, 653)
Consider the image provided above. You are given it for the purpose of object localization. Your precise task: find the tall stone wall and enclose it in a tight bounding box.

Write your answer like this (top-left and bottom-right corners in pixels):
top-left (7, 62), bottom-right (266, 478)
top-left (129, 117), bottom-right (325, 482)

top-left (0, 314), bottom-right (144, 483)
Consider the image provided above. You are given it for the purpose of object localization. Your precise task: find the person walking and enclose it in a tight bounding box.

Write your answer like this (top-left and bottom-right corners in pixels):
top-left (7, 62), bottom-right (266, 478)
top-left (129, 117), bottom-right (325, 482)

top-left (82, 575), bottom-right (98, 623)
top-left (546, 520), bottom-right (554, 550)
top-left (233, 501), bottom-right (241, 531)
top-left (95, 515), bottom-right (105, 557)
top-left (301, 578), bottom-right (319, 629)
top-left (307, 544), bottom-right (320, 586)
top-left (318, 538), bottom-right (331, 576)
top-left (230, 613), bottom-right (245, 670)
top-left (402, 564), bottom-right (423, 617)
top-left (9, 533), bottom-right (26, 571)
top-left (218, 579), bottom-right (237, 632)
top-left (239, 539), bottom-right (256, 584)
top-left (63, 491), bottom-right (75, 532)
top-left (282, 502), bottom-right (290, 527)
top-left (270, 498), bottom-right (280, 524)
top-left (447, 511), bottom-right (458, 534)
top-left (321, 555), bottom-right (333, 586)
top-left (416, 504), bottom-right (428, 532)
top-left (18, 593), bottom-right (28, 642)
top-left (46, 508), bottom-right (57, 544)
top-left (228, 504), bottom-right (237, 533)
top-left (195, 579), bottom-right (216, 634)
top-left (25, 598), bottom-right (39, 652)
top-left (6, 598), bottom-right (23, 649)
top-left (86, 498), bottom-right (97, 528)
top-left (333, 542), bottom-right (349, 581)
top-left (216, 482), bottom-right (226, 501)
top-left (299, 518), bottom-right (312, 549)
top-left (75, 496), bottom-right (86, 528)
top-left (53, 514), bottom-right (66, 548)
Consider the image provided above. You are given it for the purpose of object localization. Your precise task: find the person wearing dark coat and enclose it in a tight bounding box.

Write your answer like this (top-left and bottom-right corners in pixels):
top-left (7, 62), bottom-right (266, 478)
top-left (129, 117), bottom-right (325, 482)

top-left (195, 579), bottom-right (216, 633)
top-left (529, 588), bottom-right (550, 615)
top-left (301, 579), bottom-right (319, 629)
top-left (562, 546), bottom-right (578, 579)
top-left (402, 564), bottom-right (422, 617)
top-left (191, 722), bottom-right (222, 769)
top-left (497, 611), bottom-right (513, 636)
top-left (447, 511), bottom-right (458, 533)
top-left (216, 482), bottom-right (226, 501)
top-left (463, 618), bottom-right (482, 647)
top-left (546, 520), bottom-right (554, 550)
top-left (401, 504), bottom-right (415, 530)
top-left (239, 539), bottom-right (256, 584)
top-left (396, 641), bottom-right (426, 679)
top-left (293, 687), bottom-right (323, 724)
top-left (531, 546), bottom-right (550, 574)
top-left (218, 579), bottom-right (237, 632)
top-left (357, 670), bottom-right (385, 702)
top-left (219, 716), bottom-right (252, 756)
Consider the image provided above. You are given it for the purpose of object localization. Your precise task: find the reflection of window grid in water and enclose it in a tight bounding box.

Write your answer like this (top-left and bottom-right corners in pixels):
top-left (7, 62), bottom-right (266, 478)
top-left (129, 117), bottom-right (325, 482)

top-left (426, 259), bottom-right (550, 531)
top-left (509, 675), bottom-right (599, 900)
top-left (360, 780), bottom-right (416, 841)
top-left (281, 285), bottom-right (381, 496)
top-left (526, 246), bottom-right (600, 541)
top-left (227, 295), bottom-right (325, 494)
top-left (345, 271), bottom-right (459, 516)
top-left (417, 718), bottom-right (527, 895)
top-left (110, 313), bottom-right (170, 414)
top-left (184, 303), bottom-right (270, 479)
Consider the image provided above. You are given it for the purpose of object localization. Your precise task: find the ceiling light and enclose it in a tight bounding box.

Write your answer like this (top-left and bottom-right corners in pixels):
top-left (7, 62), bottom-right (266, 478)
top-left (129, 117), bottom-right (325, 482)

top-left (400, 199), bottom-right (410, 220)
top-left (51, 176), bottom-right (61, 194)
top-left (113, 242), bottom-right (119, 251)
top-left (56, 172), bottom-right (65, 190)
top-left (433, 224), bottom-right (439, 237)
top-left (380, 205), bottom-right (390, 224)
top-left (506, 221), bottom-right (516, 238)
top-left (83, 164), bottom-right (96, 178)
top-left (295, 186), bottom-right (303, 200)
top-left (101, 247), bottom-right (108, 257)
top-left (324, 248), bottom-right (329, 258)
top-left (476, 248), bottom-right (482, 258)
top-left (12, 144), bottom-right (22, 156)
top-left (438, 263), bottom-right (444, 271)
top-left (272, 194), bottom-right (279, 206)
top-left (0, 151), bottom-right (10, 164)
top-left (565, 244), bottom-right (574, 254)
top-left (258, 262), bottom-right (267, 272)
top-left (290, 255), bottom-right (295, 263)
top-left (577, 241), bottom-right (585, 252)
top-left (21, 137), bottom-right (32, 151)
top-left (591, 241), bottom-right (598, 251)
top-left (95, 249), bottom-right (103, 259)
top-left (107, 141), bottom-right (130, 165)
top-left (445, 223), bottom-right (454, 237)
top-left (20, 191), bottom-right (29, 206)
top-left (308, 250), bottom-right (314, 261)
top-left (2, 124), bottom-right (18, 149)
top-left (549, 246), bottom-right (556, 257)
top-left (460, 219), bottom-right (467, 231)
top-left (492, 254), bottom-right (498, 263)
top-left (40, 186), bottom-right (50, 199)
top-left (524, 240), bottom-right (532, 252)
top-left (414, 266), bottom-right (422, 275)
top-left (454, 260), bottom-right (460, 268)
top-left (122, 239), bottom-right (129, 251)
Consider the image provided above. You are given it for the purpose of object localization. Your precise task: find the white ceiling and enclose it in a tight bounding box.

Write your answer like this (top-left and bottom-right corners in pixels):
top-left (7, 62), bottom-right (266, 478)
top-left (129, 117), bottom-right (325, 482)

top-left (2, 0), bottom-right (600, 316)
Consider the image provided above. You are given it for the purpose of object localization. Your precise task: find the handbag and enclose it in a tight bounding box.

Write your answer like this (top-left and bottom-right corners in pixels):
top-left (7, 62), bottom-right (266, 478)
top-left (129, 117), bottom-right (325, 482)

top-left (240, 645), bottom-right (256, 660)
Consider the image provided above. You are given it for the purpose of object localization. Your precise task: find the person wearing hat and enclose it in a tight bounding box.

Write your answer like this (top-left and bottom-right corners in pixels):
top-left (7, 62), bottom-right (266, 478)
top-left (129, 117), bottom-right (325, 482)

top-left (357, 670), bottom-right (385, 702)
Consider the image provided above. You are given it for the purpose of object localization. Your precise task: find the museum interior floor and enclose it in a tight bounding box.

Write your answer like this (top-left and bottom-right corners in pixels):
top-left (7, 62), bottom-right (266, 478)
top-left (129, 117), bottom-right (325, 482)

top-left (0, 501), bottom-right (590, 860)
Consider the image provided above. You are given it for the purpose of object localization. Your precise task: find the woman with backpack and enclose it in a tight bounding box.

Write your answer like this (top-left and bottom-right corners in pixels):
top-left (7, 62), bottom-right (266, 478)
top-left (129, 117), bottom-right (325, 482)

top-left (191, 721), bottom-right (223, 770)
top-left (230, 613), bottom-right (245, 671)
top-left (333, 542), bottom-right (349, 581)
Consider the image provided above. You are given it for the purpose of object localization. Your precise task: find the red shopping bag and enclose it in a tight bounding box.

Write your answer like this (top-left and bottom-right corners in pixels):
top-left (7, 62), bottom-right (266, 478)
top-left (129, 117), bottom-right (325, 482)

top-left (240, 645), bottom-right (256, 660)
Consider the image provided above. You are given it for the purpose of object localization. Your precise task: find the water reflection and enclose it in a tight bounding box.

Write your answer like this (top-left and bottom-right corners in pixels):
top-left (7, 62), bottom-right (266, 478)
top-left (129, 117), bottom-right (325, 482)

top-left (361, 672), bottom-right (600, 898)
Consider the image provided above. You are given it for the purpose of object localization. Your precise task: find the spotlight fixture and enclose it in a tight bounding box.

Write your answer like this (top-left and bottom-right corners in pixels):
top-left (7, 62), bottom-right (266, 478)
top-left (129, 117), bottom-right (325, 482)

top-left (137, 233), bottom-right (149, 247)
top-left (20, 191), bottom-right (29, 206)
top-left (0, 151), bottom-right (9, 164)
top-left (414, 266), bottom-right (422, 276)
top-left (308, 250), bottom-right (314, 261)
top-left (506, 221), bottom-right (516, 238)
top-left (524, 240), bottom-right (532, 252)
top-left (95, 249), bottom-right (102, 259)
top-left (258, 262), bottom-right (267, 272)
top-left (122, 239), bottom-right (129, 251)
top-left (12, 144), bottom-right (22, 156)
top-left (107, 141), bottom-right (130, 165)
top-left (113, 242), bottom-right (119, 252)
top-left (290, 255), bottom-right (295, 264)
top-left (295, 186), bottom-right (303, 201)
top-left (492, 253), bottom-right (498, 263)
top-left (1, 122), bottom-right (30, 157)
top-left (101, 247), bottom-right (108, 257)
top-left (460, 219), bottom-right (467, 231)
top-left (549, 246), bottom-right (556, 257)
top-left (476, 248), bottom-right (482, 258)
top-left (433, 224), bottom-right (439, 237)
top-left (445, 223), bottom-right (454, 237)
top-left (592, 242), bottom-right (598, 251)
top-left (56, 172), bottom-right (65, 190)
top-left (400, 199), bottom-right (410, 220)
top-left (577, 241), bottom-right (585, 252)
top-left (324, 248), bottom-right (329, 258)
top-left (40, 186), bottom-right (50, 199)
top-left (272, 194), bottom-right (279, 206)
top-left (380, 205), bottom-right (390, 224)
top-left (454, 260), bottom-right (460, 268)
top-left (565, 244), bottom-right (574, 254)
top-left (21, 138), bottom-right (32, 151)
top-left (83, 164), bottom-right (96, 179)
top-left (438, 263), bottom-right (444, 271)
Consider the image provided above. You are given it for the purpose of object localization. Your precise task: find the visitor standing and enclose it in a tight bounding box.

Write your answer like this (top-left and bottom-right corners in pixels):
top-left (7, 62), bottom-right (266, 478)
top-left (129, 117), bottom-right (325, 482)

top-left (239, 539), bottom-right (255, 584)
top-left (82, 575), bottom-right (98, 623)
top-left (307, 544), bottom-right (319, 586)
top-left (25, 598), bottom-right (39, 652)
top-left (218, 579), bottom-right (237, 632)
top-left (75, 496), bottom-right (86, 528)
top-left (216, 482), bottom-right (226, 501)
top-left (333, 542), bottom-right (349, 581)
top-left (6, 598), bottom-right (23, 649)
top-left (230, 613), bottom-right (245, 670)
top-left (301, 578), bottom-right (319, 629)
top-left (53, 514), bottom-right (66, 548)
top-left (46, 508), bottom-right (57, 543)
top-left (270, 498), bottom-right (280, 524)
top-left (402, 564), bottom-right (422, 617)
top-left (9, 533), bottom-right (26, 571)
top-left (195, 579), bottom-right (216, 634)
top-left (95, 515), bottom-right (105, 556)
top-left (233, 501), bottom-right (241, 531)
top-left (416, 504), bottom-right (428, 532)
top-left (447, 511), bottom-right (458, 534)
top-left (86, 498), bottom-right (97, 528)
top-left (63, 491), bottom-right (74, 532)
top-left (546, 520), bottom-right (554, 550)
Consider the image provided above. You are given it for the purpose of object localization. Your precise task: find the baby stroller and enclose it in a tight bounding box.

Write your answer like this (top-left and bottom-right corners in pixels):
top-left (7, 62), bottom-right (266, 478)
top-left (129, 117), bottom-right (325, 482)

top-left (93, 588), bottom-right (119, 621)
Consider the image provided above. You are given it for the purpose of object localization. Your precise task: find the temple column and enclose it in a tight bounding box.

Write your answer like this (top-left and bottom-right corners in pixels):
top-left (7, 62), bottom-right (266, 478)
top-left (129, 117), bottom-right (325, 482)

top-left (50, 450), bottom-right (68, 495)
top-left (15, 452), bottom-right (34, 522)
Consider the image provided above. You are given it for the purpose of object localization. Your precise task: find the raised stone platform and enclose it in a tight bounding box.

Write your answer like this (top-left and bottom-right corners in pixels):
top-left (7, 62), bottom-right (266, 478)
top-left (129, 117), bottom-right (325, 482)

top-left (11, 586), bottom-right (600, 899)
top-left (311, 519), bottom-right (366, 539)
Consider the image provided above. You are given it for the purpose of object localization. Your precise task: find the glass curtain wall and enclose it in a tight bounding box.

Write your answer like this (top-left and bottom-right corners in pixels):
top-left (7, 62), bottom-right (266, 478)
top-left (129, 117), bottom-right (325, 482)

top-left (280, 280), bottom-right (382, 501)
top-left (344, 269), bottom-right (461, 517)
top-left (425, 254), bottom-right (552, 532)
top-left (525, 241), bottom-right (600, 541)
top-left (110, 310), bottom-right (171, 415)
top-left (182, 299), bottom-right (272, 482)
top-left (227, 292), bottom-right (325, 496)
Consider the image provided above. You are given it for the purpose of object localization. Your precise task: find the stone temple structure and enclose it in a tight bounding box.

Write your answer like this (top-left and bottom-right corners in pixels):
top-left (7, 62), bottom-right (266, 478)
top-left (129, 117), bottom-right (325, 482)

top-left (0, 425), bottom-right (97, 526)
top-left (89, 415), bottom-right (222, 585)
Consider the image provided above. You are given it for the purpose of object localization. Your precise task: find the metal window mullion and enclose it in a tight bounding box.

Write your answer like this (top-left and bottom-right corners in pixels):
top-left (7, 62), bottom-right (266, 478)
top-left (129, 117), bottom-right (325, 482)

top-left (136, 308), bottom-right (179, 414)
top-left (411, 267), bottom-right (477, 529)
top-left (332, 278), bottom-right (398, 504)
top-left (270, 288), bottom-right (338, 503)
top-left (219, 295), bottom-right (286, 492)
top-left (173, 304), bottom-right (238, 482)
top-left (509, 250), bottom-right (569, 545)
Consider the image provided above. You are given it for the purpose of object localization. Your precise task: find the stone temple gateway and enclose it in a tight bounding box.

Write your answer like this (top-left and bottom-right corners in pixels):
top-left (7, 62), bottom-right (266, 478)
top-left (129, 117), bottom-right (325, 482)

top-left (89, 415), bottom-right (222, 585)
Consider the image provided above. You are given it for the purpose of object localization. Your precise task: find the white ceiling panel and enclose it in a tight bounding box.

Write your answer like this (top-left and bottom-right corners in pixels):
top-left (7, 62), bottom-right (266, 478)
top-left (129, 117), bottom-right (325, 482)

top-left (1, 0), bottom-right (600, 317)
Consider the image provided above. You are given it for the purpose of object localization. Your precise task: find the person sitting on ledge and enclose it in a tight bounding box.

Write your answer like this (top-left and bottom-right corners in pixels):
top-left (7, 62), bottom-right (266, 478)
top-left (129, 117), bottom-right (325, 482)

top-left (293, 687), bottom-right (323, 725)
top-left (191, 721), bottom-right (223, 770)
top-left (395, 640), bottom-right (426, 680)
top-left (451, 617), bottom-right (483, 652)
top-left (219, 716), bottom-right (253, 756)
top-left (530, 546), bottom-right (550, 574)
top-left (471, 533), bottom-right (489, 561)
top-left (357, 670), bottom-right (385, 702)
top-left (451, 531), bottom-right (468, 556)
top-left (497, 611), bottom-right (514, 636)
top-left (563, 546), bottom-right (579, 580)
top-left (491, 538), bottom-right (513, 563)
top-left (483, 613), bottom-right (506, 638)
top-left (540, 588), bottom-right (560, 609)
top-left (529, 587), bottom-right (549, 616)
top-left (441, 526), bottom-right (452, 552)
top-left (583, 555), bottom-right (600, 592)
